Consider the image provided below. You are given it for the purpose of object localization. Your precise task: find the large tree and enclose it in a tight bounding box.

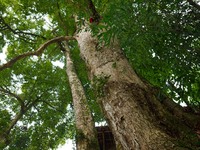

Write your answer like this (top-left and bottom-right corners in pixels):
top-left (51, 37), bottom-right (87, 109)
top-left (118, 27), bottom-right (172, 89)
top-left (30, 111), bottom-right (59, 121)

top-left (0, 0), bottom-right (200, 149)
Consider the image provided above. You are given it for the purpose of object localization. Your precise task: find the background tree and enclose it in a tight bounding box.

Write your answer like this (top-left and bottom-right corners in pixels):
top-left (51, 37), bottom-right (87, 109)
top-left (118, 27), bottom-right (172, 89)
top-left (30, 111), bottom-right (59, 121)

top-left (63, 42), bottom-right (99, 150)
top-left (0, 0), bottom-right (200, 149)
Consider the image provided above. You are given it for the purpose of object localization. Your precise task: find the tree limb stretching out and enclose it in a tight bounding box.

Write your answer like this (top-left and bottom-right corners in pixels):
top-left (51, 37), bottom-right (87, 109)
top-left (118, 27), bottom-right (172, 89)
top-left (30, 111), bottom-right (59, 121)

top-left (0, 36), bottom-right (75, 71)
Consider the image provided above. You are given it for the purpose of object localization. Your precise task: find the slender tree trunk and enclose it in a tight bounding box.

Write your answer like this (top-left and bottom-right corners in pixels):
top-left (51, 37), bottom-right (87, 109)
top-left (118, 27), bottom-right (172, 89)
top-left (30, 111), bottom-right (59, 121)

top-left (64, 43), bottom-right (99, 150)
top-left (76, 30), bottom-right (200, 149)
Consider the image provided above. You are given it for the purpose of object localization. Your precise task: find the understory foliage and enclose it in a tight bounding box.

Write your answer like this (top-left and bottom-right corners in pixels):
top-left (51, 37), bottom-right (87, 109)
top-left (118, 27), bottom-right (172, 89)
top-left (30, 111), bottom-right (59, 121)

top-left (0, 0), bottom-right (200, 149)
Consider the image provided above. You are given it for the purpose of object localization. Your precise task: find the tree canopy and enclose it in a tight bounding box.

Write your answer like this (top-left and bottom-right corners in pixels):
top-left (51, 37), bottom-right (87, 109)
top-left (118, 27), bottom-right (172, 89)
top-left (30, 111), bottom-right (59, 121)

top-left (0, 0), bottom-right (200, 149)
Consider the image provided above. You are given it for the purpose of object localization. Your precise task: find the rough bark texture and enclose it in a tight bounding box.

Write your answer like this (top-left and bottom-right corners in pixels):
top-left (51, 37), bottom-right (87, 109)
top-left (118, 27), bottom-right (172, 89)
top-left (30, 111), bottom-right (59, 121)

top-left (64, 44), bottom-right (99, 150)
top-left (76, 30), bottom-right (200, 150)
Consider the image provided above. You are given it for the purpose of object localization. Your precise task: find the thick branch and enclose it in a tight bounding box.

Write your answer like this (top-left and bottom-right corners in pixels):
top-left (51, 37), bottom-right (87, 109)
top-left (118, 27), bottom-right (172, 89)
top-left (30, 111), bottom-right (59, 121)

top-left (5, 112), bottom-right (23, 135)
top-left (187, 0), bottom-right (200, 10)
top-left (87, 0), bottom-right (101, 22)
top-left (0, 36), bottom-right (75, 71)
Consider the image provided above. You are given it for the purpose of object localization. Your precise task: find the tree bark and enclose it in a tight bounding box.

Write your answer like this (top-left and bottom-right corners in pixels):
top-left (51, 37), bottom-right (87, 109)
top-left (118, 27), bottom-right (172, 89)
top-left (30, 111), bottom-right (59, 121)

top-left (76, 30), bottom-right (200, 149)
top-left (64, 43), bottom-right (99, 150)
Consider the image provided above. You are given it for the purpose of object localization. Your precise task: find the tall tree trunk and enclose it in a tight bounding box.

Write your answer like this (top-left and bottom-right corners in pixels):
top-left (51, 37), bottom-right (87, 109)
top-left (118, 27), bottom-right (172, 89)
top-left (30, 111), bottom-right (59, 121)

top-left (64, 43), bottom-right (99, 150)
top-left (76, 30), bottom-right (200, 149)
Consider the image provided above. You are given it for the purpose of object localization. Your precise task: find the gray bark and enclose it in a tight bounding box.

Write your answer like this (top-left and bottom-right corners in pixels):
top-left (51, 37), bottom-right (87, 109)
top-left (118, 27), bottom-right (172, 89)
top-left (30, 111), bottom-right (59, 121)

top-left (64, 43), bottom-right (99, 150)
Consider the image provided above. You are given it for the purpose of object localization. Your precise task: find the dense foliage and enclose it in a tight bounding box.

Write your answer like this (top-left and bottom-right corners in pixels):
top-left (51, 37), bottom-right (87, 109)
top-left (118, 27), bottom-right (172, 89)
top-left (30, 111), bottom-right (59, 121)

top-left (0, 0), bottom-right (200, 149)
top-left (98, 0), bottom-right (200, 108)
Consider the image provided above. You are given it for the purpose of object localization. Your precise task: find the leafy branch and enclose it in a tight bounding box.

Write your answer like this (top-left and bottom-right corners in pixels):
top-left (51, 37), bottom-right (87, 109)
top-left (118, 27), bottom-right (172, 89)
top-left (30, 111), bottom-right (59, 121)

top-left (0, 91), bottom-right (42, 146)
top-left (43, 100), bottom-right (65, 114)
top-left (3, 95), bottom-right (42, 138)
top-left (0, 86), bottom-right (25, 113)
top-left (0, 16), bottom-right (47, 40)
top-left (0, 86), bottom-right (23, 104)
top-left (0, 36), bottom-right (75, 71)
top-left (56, 2), bottom-right (68, 34)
